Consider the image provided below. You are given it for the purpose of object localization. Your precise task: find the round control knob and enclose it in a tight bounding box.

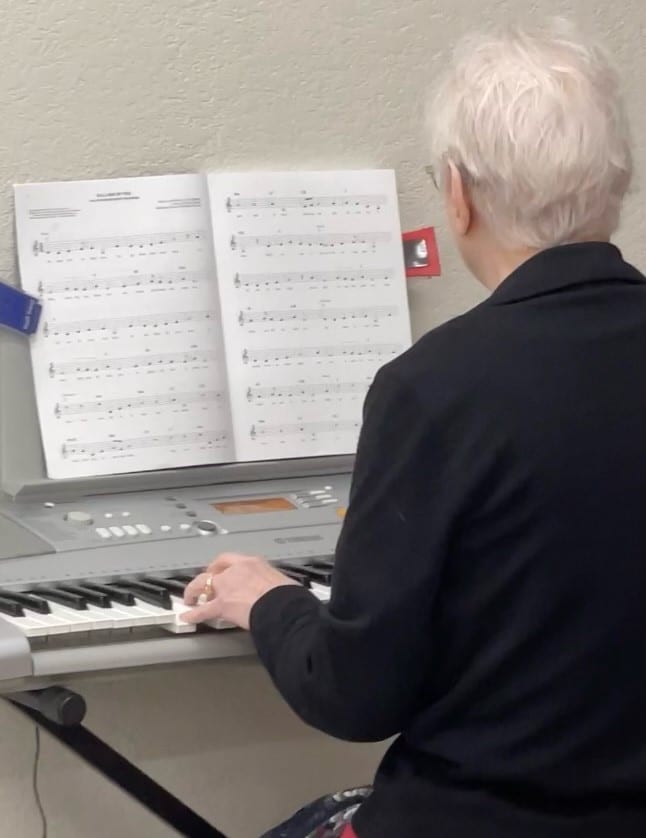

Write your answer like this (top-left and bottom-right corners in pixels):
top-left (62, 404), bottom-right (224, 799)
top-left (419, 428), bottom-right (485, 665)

top-left (65, 510), bottom-right (94, 526)
top-left (195, 520), bottom-right (218, 534)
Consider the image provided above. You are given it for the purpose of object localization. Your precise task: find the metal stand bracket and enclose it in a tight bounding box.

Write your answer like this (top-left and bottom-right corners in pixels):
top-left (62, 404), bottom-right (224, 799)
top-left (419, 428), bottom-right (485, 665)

top-left (7, 686), bottom-right (227, 838)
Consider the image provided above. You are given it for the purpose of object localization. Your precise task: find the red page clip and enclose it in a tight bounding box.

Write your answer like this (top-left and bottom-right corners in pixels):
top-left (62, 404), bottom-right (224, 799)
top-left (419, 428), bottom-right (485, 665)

top-left (402, 227), bottom-right (441, 278)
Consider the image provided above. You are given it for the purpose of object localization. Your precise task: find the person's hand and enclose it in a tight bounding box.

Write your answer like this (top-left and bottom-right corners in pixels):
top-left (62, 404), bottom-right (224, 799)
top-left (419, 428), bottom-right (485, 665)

top-left (181, 553), bottom-right (300, 630)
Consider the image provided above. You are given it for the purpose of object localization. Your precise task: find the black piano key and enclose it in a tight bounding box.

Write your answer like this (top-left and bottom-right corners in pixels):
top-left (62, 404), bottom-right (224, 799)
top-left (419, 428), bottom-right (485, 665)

top-left (301, 565), bottom-right (334, 584)
top-left (275, 565), bottom-right (312, 587)
top-left (169, 573), bottom-right (197, 585)
top-left (117, 581), bottom-right (172, 610)
top-left (309, 556), bottom-right (335, 570)
top-left (84, 583), bottom-right (136, 607)
top-left (0, 596), bottom-right (24, 617)
top-left (58, 584), bottom-right (112, 608)
top-left (0, 590), bottom-right (51, 614)
top-left (33, 587), bottom-right (88, 610)
top-left (143, 576), bottom-right (186, 596)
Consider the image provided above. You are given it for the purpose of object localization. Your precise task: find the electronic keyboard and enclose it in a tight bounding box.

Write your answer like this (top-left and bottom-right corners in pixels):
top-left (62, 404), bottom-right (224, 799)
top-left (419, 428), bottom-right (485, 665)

top-left (0, 471), bottom-right (349, 691)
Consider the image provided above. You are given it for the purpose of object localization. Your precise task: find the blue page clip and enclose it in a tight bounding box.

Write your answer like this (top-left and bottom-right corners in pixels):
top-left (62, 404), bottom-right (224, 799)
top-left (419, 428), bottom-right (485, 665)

top-left (0, 281), bottom-right (42, 336)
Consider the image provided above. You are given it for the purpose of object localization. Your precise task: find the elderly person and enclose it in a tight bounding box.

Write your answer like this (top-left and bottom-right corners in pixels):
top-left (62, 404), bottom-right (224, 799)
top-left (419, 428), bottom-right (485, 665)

top-left (183, 20), bottom-right (646, 838)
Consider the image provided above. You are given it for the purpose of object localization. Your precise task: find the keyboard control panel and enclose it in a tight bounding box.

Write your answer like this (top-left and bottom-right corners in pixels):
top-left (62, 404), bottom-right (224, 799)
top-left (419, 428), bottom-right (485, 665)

top-left (1, 474), bottom-right (351, 554)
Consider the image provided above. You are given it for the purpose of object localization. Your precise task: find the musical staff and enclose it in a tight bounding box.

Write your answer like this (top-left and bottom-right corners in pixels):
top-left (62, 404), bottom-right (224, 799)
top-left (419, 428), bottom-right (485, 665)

top-left (242, 343), bottom-right (402, 365)
top-left (246, 381), bottom-right (366, 402)
top-left (62, 430), bottom-right (229, 458)
top-left (226, 194), bottom-right (387, 212)
top-left (44, 310), bottom-right (212, 337)
top-left (33, 230), bottom-right (206, 257)
top-left (55, 390), bottom-right (222, 418)
top-left (230, 231), bottom-right (390, 251)
top-left (234, 268), bottom-right (394, 289)
top-left (48, 349), bottom-right (219, 378)
top-left (250, 420), bottom-right (360, 439)
top-left (38, 270), bottom-right (205, 296)
top-left (238, 306), bottom-right (396, 327)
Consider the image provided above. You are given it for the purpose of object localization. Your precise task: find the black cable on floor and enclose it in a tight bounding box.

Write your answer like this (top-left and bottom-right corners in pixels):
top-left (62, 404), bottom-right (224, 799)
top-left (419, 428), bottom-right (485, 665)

top-left (33, 725), bottom-right (48, 838)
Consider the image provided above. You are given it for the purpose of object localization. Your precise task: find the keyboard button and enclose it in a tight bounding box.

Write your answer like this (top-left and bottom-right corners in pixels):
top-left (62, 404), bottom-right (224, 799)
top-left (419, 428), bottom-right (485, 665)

top-left (122, 525), bottom-right (138, 536)
top-left (109, 526), bottom-right (125, 538)
top-left (196, 520), bottom-right (218, 533)
top-left (136, 524), bottom-right (152, 535)
top-left (65, 510), bottom-right (94, 525)
top-left (96, 527), bottom-right (111, 539)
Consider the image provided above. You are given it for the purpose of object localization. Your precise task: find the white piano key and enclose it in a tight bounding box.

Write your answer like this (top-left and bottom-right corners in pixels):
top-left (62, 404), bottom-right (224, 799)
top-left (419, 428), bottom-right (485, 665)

top-left (130, 598), bottom-right (175, 626)
top-left (96, 602), bottom-right (157, 629)
top-left (204, 617), bottom-right (236, 630)
top-left (1, 612), bottom-right (56, 638)
top-left (21, 610), bottom-right (72, 636)
top-left (310, 583), bottom-right (331, 602)
top-left (44, 601), bottom-right (110, 632)
top-left (161, 595), bottom-right (197, 634)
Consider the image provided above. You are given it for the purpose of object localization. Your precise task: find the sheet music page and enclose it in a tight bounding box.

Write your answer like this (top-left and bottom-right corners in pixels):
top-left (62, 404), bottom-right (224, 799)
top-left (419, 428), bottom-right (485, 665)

top-left (15, 174), bottom-right (234, 479)
top-left (208, 170), bottom-right (412, 461)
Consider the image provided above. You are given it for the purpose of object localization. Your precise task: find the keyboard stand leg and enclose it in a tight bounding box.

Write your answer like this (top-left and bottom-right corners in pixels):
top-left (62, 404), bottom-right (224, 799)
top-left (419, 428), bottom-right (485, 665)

top-left (6, 687), bottom-right (228, 838)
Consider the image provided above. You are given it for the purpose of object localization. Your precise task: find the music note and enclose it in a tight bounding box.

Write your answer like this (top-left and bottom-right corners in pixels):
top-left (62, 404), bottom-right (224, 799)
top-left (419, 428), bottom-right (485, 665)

top-left (33, 230), bottom-right (206, 257)
top-left (45, 310), bottom-right (213, 337)
top-left (233, 268), bottom-right (394, 289)
top-left (250, 420), bottom-right (360, 439)
top-left (62, 430), bottom-right (228, 458)
top-left (38, 270), bottom-right (205, 297)
top-left (54, 389), bottom-right (223, 418)
top-left (242, 343), bottom-right (403, 365)
top-left (230, 231), bottom-right (390, 252)
top-left (238, 306), bottom-right (396, 327)
top-left (49, 350), bottom-right (219, 378)
top-left (226, 194), bottom-right (387, 212)
top-left (246, 381), bottom-right (366, 402)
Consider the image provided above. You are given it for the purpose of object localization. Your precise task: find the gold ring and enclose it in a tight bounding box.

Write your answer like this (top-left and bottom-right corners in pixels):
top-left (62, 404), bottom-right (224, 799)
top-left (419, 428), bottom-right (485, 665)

top-left (197, 574), bottom-right (214, 605)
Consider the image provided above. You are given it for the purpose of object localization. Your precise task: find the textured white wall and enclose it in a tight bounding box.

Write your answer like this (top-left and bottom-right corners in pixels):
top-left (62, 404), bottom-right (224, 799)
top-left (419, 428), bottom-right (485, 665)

top-left (0, 1), bottom-right (645, 836)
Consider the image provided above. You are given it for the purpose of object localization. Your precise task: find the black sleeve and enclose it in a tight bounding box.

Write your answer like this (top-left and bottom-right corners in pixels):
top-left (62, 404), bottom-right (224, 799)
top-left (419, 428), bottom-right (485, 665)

top-left (250, 365), bottom-right (452, 742)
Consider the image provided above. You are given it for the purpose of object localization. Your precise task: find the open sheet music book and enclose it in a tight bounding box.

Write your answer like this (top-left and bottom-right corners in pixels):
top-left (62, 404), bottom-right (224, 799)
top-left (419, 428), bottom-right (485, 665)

top-left (14, 170), bottom-right (412, 480)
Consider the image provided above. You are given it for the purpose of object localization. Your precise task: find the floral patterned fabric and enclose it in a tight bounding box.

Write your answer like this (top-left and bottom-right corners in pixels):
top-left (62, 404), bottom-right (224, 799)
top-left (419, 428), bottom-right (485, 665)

top-left (260, 787), bottom-right (372, 838)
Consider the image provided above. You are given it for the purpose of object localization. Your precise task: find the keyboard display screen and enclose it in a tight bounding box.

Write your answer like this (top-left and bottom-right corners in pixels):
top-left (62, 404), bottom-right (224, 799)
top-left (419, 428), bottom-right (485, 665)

top-left (211, 497), bottom-right (297, 515)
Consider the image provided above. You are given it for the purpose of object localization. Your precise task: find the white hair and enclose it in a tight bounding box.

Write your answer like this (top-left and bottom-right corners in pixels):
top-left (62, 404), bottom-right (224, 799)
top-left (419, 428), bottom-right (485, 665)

top-left (427, 19), bottom-right (633, 249)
